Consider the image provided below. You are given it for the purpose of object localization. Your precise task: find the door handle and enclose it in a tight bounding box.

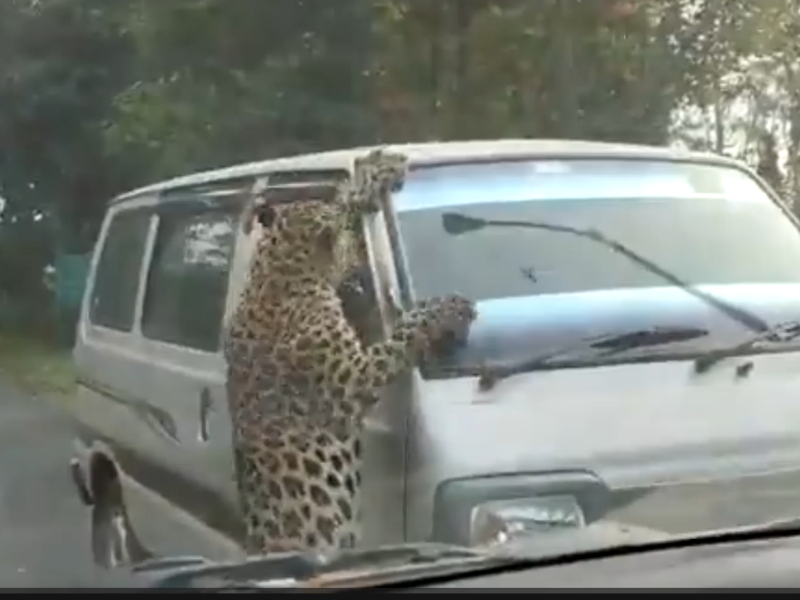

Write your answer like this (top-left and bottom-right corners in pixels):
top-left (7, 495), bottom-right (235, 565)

top-left (198, 387), bottom-right (214, 443)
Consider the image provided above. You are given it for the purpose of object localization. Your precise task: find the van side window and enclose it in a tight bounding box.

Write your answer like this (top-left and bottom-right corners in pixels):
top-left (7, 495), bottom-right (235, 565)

top-left (89, 209), bottom-right (151, 332)
top-left (141, 204), bottom-right (239, 352)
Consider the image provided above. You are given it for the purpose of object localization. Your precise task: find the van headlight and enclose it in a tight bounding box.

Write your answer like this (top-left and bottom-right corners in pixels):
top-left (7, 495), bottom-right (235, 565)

top-left (431, 472), bottom-right (610, 547)
top-left (470, 494), bottom-right (587, 547)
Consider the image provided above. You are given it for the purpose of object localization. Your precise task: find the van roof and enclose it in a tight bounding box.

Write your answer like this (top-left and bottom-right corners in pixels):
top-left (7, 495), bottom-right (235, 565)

top-left (111, 138), bottom-right (743, 205)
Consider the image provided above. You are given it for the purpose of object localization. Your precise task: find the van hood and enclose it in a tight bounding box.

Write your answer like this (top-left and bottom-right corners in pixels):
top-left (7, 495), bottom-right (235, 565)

top-left (440, 283), bottom-right (800, 371)
top-left (410, 283), bottom-right (800, 543)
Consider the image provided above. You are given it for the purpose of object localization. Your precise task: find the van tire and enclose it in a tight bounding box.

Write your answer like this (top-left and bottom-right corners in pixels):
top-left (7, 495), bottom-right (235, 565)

top-left (89, 459), bottom-right (152, 568)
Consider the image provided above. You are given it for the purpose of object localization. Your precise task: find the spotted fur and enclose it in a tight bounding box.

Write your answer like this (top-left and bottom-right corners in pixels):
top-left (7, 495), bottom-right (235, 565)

top-left (223, 148), bottom-right (476, 555)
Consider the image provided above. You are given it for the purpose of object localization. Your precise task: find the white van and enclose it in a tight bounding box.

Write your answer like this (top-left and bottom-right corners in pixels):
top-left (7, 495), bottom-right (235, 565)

top-left (68, 139), bottom-right (800, 567)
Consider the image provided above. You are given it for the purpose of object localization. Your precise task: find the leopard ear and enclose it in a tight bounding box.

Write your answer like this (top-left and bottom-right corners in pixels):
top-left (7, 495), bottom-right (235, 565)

top-left (254, 203), bottom-right (277, 229)
top-left (240, 198), bottom-right (277, 235)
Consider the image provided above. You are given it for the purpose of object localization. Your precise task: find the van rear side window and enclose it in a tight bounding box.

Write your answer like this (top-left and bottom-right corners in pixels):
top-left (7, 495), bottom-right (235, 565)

top-left (89, 209), bottom-right (152, 331)
top-left (141, 206), bottom-right (239, 352)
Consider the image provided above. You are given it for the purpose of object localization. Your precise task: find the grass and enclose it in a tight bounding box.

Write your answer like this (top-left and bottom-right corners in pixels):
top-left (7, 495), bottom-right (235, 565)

top-left (0, 333), bottom-right (76, 397)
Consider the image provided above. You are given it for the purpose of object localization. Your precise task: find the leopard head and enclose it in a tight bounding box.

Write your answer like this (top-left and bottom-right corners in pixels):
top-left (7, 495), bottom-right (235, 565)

top-left (245, 197), bottom-right (344, 278)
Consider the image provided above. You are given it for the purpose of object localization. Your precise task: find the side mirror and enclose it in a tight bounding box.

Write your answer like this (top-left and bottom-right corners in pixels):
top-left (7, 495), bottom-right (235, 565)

top-left (441, 212), bottom-right (486, 236)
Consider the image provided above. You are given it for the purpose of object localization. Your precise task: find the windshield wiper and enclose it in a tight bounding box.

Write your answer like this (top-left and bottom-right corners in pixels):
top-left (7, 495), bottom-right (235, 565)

top-left (135, 542), bottom-right (506, 590)
top-left (442, 212), bottom-right (769, 334)
top-left (441, 212), bottom-right (771, 386)
top-left (693, 319), bottom-right (800, 374)
top-left (476, 326), bottom-right (709, 391)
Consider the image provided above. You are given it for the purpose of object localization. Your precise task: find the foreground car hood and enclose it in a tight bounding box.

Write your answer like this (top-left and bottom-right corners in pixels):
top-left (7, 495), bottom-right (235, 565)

top-left (131, 543), bottom-right (506, 589)
top-left (130, 524), bottom-right (669, 588)
top-left (133, 518), bottom-right (800, 588)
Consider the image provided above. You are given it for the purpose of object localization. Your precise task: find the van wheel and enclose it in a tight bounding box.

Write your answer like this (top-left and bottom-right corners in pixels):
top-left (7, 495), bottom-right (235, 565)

top-left (90, 474), bottom-right (152, 568)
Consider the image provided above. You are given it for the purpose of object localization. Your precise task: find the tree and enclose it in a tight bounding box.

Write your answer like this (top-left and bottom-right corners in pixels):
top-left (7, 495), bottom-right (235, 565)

top-left (2, 0), bottom-right (800, 338)
top-left (0, 0), bottom-right (138, 249)
top-left (0, 0), bottom-right (137, 335)
top-left (757, 131), bottom-right (785, 197)
top-left (104, 0), bottom-right (376, 180)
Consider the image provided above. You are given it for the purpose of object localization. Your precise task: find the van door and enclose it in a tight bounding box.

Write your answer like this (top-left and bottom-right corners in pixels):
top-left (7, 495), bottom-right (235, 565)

top-left (135, 180), bottom-right (250, 542)
top-left (74, 200), bottom-right (161, 473)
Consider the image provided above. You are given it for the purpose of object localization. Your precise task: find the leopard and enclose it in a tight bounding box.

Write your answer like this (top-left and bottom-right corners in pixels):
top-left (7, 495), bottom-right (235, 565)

top-left (223, 148), bottom-right (477, 556)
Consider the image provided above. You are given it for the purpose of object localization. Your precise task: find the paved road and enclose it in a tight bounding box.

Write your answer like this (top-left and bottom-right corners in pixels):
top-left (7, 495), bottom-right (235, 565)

top-left (0, 378), bottom-right (138, 588)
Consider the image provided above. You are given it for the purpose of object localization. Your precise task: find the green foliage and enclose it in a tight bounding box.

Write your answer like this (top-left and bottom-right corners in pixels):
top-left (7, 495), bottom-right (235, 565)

top-left (103, 0), bottom-right (686, 179)
top-left (2, 0), bottom-right (800, 336)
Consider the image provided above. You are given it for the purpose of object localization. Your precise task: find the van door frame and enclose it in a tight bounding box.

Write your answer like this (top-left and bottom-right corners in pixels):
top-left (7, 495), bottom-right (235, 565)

top-left (372, 162), bottom-right (463, 543)
top-left (354, 185), bottom-right (415, 546)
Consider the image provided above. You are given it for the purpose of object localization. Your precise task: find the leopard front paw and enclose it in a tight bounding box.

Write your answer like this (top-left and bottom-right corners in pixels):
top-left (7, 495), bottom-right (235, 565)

top-left (355, 148), bottom-right (409, 196)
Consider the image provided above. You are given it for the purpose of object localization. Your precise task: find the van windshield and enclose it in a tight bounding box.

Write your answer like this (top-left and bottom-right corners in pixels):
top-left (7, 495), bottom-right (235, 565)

top-left (393, 159), bottom-right (800, 302)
